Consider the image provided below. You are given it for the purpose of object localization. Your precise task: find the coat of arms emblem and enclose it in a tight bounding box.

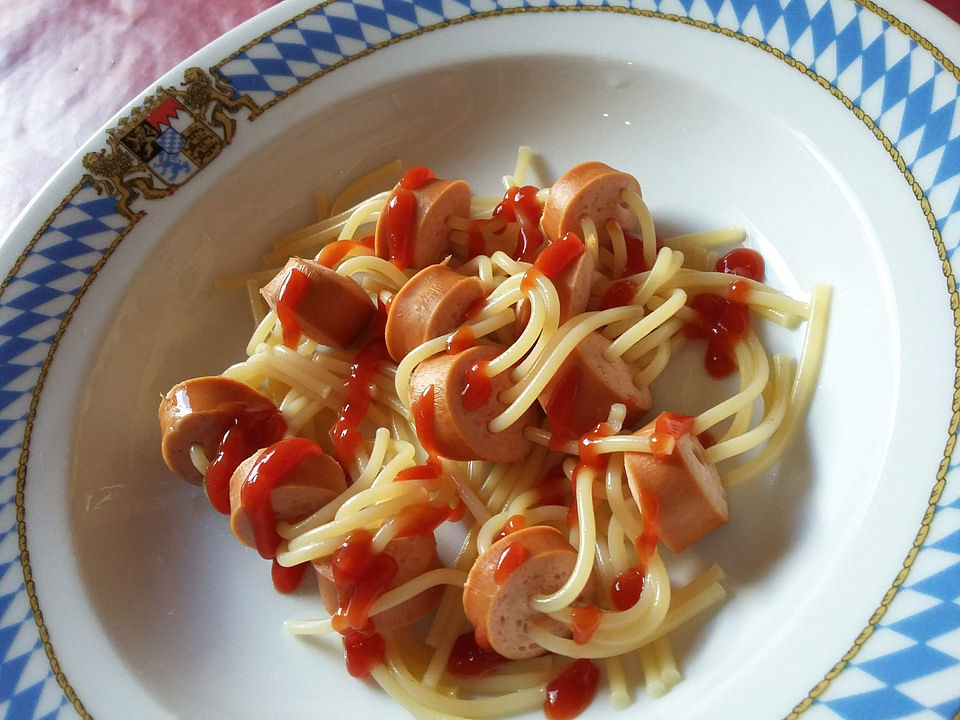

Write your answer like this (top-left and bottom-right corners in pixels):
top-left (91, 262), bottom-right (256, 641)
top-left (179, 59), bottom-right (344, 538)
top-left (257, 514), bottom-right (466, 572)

top-left (81, 67), bottom-right (259, 221)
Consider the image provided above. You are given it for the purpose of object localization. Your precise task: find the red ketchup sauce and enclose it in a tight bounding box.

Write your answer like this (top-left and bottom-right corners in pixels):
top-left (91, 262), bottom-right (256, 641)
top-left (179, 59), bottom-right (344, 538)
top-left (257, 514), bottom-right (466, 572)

top-left (204, 404), bottom-right (287, 515)
top-left (276, 267), bottom-right (309, 349)
top-left (379, 166), bottom-right (435, 270)
top-left (271, 558), bottom-right (308, 594)
top-left (535, 464), bottom-right (571, 508)
top-left (494, 542), bottom-right (530, 584)
top-left (316, 235), bottom-right (375, 268)
top-left (494, 514), bottom-right (527, 542)
top-left (684, 248), bottom-right (765, 378)
top-left (566, 423), bottom-right (613, 531)
top-left (543, 659), bottom-right (600, 720)
top-left (493, 185), bottom-right (544, 262)
top-left (635, 490), bottom-right (660, 564)
top-left (447, 632), bottom-right (506, 677)
top-left (465, 217), bottom-right (508, 259)
top-left (649, 411), bottom-right (695, 464)
top-left (545, 366), bottom-right (581, 451)
top-left (520, 232), bottom-right (585, 294)
top-left (461, 359), bottom-right (492, 411)
top-left (610, 567), bottom-right (646, 611)
top-left (447, 326), bottom-right (475, 354)
top-left (571, 605), bottom-right (602, 645)
top-left (240, 437), bottom-right (324, 559)
top-left (621, 230), bottom-right (650, 276)
top-left (330, 529), bottom-right (398, 677)
top-left (330, 301), bottom-right (392, 467)
top-left (598, 279), bottom-right (637, 310)
top-left (396, 384), bottom-right (443, 486)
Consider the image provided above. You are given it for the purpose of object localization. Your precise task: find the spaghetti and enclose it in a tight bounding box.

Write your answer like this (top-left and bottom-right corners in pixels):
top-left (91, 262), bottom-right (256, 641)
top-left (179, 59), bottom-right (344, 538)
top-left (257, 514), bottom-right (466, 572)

top-left (156, 149), bottom-right (830, 719)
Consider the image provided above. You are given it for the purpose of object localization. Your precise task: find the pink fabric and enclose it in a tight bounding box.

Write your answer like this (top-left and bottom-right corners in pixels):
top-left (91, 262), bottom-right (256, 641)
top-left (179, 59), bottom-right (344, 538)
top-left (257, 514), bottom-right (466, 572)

top-left (0, 0), bottom-right (279, 231)
top-left (0, 0), bottom-right (957, 232)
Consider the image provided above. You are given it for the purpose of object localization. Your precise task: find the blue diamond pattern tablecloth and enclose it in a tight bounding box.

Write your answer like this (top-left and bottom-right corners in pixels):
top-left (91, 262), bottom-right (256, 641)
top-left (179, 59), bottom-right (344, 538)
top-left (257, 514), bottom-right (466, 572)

top-left (1, 0), bottom-right (960, 718)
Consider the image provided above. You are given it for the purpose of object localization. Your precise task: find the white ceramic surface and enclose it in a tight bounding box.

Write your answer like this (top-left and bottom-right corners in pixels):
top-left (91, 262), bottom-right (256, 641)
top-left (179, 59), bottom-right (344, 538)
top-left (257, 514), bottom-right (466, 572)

top-left (2, 1), bottom-right (959, 719)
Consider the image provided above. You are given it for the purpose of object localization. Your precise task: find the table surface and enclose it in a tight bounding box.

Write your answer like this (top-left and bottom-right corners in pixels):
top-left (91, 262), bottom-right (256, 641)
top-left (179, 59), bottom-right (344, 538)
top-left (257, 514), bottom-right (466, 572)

top-left (0, 0), bottom-right (958, 233)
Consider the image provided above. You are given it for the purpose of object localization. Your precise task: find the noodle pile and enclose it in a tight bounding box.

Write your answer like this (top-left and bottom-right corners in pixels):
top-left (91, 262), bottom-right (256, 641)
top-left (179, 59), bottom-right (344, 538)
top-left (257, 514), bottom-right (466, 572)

top-left (202, 147), bottom-right (830, 718)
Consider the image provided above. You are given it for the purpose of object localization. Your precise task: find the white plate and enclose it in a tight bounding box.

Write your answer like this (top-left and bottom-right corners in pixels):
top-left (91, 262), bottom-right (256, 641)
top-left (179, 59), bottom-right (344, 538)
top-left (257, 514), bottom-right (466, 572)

top-left (1, 1), bottom-right (959, 718)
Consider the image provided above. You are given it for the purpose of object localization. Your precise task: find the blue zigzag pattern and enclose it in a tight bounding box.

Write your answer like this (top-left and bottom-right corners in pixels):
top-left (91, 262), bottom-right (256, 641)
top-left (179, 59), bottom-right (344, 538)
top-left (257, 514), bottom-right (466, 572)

top-left (1, 0), bottom-right (959, 717)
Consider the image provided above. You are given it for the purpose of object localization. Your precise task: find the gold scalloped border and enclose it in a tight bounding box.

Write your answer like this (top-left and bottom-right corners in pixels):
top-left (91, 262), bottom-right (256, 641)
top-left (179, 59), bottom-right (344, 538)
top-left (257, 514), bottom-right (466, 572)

top-left (7, 3), bottom-right (959, 720)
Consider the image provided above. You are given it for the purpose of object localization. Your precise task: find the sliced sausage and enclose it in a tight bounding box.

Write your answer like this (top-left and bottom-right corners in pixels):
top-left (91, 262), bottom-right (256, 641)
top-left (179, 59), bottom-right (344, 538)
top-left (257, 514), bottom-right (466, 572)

top-left (385, 264), bottom-right (484, 362)
top-left (375, 178), bottom-right (471, 269)
top-left (314, 534), bottom-right (443, 631)
top-left (538, 331), bottom-right (651, 438)
top-left (409, 345), bottom-right (536, 463)
top-left (229, 444), bottom-right (347, 549)
top-left (261, 257), bottom-right (376, 349)
top-left (541, 162), bottom-right (642, 243)
top-left (623, 428), bottom-right (727, 554)
top-left (158, 376), bottom-right (286, 484)
top-left (463, 526), bottom-right (596, 659)
top-left (516, 242), bottom-right (596, 333)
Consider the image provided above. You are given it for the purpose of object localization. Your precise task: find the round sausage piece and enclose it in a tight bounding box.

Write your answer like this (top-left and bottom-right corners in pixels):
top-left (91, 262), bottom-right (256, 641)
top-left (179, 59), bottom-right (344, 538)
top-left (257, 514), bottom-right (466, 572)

top-left (463, 526), bottom-right (597, 659)
top-left (229, 445), bottom-right (347, 549)
top-left (624, 429), bottom-right (728, 554)
top-left (409, 345), bottom-right (536, 463)
top-left (541, 162), bottom-right (642, 243)
top-left (375, 178), bottom-right (471, 269)
top-left (538, 332), bottom-right (651, 438)
top-left (260, 257), bottom-right (376, 349)
top-left (385, 264), bottom-right (485, 362)
top-left (158, 376), bottom-right (286, 484)
top-left (313, 534), bottom-right (444, 631)
top-left (516, 242), bottom-right (596, 333)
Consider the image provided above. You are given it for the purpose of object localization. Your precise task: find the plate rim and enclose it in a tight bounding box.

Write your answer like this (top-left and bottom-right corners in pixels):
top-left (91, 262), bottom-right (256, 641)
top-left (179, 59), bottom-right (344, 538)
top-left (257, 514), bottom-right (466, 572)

top-left (1, 0), bottom-right (959, 718)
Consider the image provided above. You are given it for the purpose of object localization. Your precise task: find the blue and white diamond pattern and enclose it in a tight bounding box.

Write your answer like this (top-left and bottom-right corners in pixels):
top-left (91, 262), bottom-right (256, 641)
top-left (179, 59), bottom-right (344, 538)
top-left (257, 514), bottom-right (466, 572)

top-left (2, 0), bottom-right (960, 718)
top-left (156, 127), bottom-right (185, 155)
top-left (0, 183), bottom-right (125, 720)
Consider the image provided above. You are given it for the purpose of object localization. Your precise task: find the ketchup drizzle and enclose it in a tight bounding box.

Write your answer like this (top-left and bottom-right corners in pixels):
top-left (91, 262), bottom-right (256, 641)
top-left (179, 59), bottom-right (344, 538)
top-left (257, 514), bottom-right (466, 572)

top-left (683, 248), bottom-right (765, 378)
top-left (240, 437), bottom-right (325, 559)
top-left (330, 529), bottom-right (397, 677)
top-left (316, 235), bottom-right (374, 268)
top-left (494, 514), bottom-right (527, 542)
top-left (447, 632), bottom-right (506, 677)
top-left (493, 186), bottom-right (544, 262)
top-left (598, 279), bottom-right (638, 310)
top-left (399, 165), bottom-right (436, 190)
top-left (379, 167), bottom-right (435, 270)
top-left (330, 301), bottom-right (392, 467)
top-left (571, 605), bottom-right (602, 645)
top-left (271, 558), bottom-right (308, 594)
top-left (545, 366), bottom-right (581, 451)
top-left (461, 359), bottom-right (493, 411)
top-left (447, 326), bottom-right (475, 354)
top-left (610, 567), bottom-right (645, 611)
top-left (276, 267), bottom-right (309, 349)
top-left (204, 405), bottom-right (287, 515)
top-left (494, 542), bottom-right (529, 584)
top-left (543, 659), bottom-right (600, 720)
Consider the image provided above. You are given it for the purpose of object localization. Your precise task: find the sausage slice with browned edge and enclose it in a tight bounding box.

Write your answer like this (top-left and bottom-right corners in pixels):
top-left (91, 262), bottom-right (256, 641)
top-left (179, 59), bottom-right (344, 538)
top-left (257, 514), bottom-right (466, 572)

top-left (409, 345), bottom-right (536, 463)
top-left (313, 534), bottom-right (443, 631)
top-left (261, 257), bottom-right (376, 349)
top-left (229, 445), bottom-right (347, 549)
top-left (463, 526), bottom-right (597, 659)
top-left (385, 264), bottom-right (484, 362)
top-left (375, 178), bottom-right (471, 269)
top-left (538, 331), bottom-right (651, 438)
top-left (541, 162), bottom-right (642, 243)
top-left (516, 241), bottom-right (596, 333)
top-left (159, 376), bottom-right (286, 484)
top-left (623, 428), bottom-right (728, 553)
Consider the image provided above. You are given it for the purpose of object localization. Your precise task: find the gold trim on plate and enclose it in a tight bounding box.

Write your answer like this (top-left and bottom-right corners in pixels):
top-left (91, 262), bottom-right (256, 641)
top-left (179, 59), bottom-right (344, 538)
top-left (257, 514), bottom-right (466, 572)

top-left (9, 2), bottom-right (959, 718)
